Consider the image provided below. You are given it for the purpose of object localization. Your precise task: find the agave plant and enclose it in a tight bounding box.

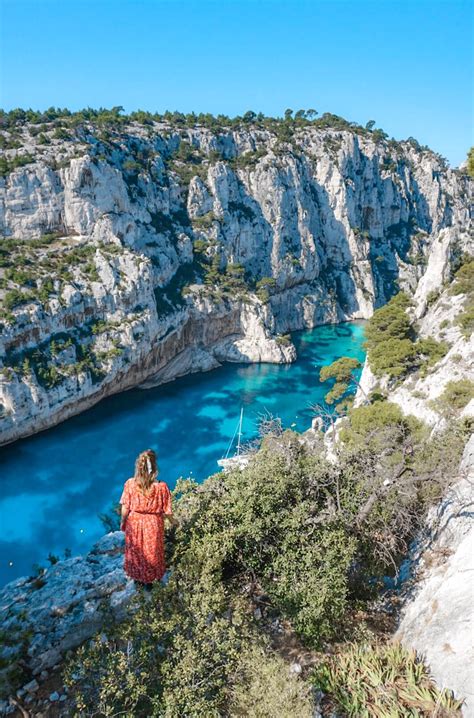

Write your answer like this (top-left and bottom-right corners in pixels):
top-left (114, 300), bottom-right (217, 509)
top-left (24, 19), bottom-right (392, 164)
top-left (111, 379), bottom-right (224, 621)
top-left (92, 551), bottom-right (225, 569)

top-left (311, 641), bottom-right (464, 717)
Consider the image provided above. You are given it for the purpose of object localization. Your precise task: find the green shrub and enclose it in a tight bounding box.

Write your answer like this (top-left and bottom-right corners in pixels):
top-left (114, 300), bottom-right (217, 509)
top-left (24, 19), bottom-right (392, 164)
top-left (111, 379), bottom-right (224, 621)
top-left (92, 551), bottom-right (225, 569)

top-left (192, 211), bottom-right (215, 230)
top-left (66, 573), bottom-right (254, 716)
top-left (436, 379), bottom-right (474, 416)
top-left (53, 127), bottom-right (70, 140)
top-left (229, 645), bottom-right (313, 718)
top-left (365, 293), bottom-right (449, 379)
top-left (199, 258), bottom-right (249, 298)
top-left (411, 389), bottom-right (426, 399)
top-left (275, 333), bottom-right (291, 346)
top-left (368, 337), bottom-right (418, 378)
top-left (365, 292), bottom-right (412, 346)
top-left (417, 336), bottom-right (449, 374)
top-left (468, 147), bottom-right (474, 178)
top-left (83, 261), bottom-right (99, 281)
top-left (91, 319), bottom-right (110, 334)
top-left (365, 294), bottom-right (415, 376)
top-left (122, 158), bottom-right (142, 174)
top-left (255, 276), bottom-right (276, 303)
top-left (228, 148), bottom-right (267, 170)
top-left (426, 288), bottom-right (440, 306)
top-left (457, 299), bottom-right (474, 338)
top-left (0, 153), bottom-right (35, 176)
top-left (342, 400), bottom-right (422, 443)
top-left (3, 289), bottom-right (35, 310)
top-left (4, 268), bottom-right (36, 286)
top-left (450, 258), bottom-right (474, 296)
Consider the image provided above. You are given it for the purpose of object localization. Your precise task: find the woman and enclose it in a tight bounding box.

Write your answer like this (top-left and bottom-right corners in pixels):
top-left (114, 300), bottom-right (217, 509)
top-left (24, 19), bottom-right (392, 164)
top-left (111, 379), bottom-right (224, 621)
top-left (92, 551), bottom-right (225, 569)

top-left (120, 449), bottom-right (173, 589)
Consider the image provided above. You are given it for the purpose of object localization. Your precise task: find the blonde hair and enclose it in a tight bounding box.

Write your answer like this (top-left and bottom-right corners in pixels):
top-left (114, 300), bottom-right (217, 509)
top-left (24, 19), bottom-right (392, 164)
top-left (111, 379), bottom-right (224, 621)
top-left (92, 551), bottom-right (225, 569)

top-left (134, 449), bottom-right (158, 493)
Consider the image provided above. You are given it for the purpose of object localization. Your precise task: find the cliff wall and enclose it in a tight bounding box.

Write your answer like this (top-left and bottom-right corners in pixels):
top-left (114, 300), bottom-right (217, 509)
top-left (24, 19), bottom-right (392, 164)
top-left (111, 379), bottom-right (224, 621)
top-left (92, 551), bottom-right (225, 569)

top-left (0, 119), bottom-right (471, 443)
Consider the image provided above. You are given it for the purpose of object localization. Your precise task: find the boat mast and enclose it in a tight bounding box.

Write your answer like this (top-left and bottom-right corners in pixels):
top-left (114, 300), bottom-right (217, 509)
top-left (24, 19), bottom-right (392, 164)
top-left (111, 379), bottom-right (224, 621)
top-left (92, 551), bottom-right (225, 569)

top-left (236, 406), bottom-right (243, 456)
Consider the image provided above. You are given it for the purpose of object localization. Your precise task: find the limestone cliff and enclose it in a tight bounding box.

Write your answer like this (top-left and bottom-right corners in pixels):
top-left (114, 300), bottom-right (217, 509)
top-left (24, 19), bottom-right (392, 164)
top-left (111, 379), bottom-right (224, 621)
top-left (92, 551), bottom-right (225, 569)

top-left (354, 253), bottom-right (474, 715)
top-left (0, 117), bottom-right (471, 443)
top-left (356, 254), bottom-right (474, 428)
top-left (396, 436), bottom-right (474, 716)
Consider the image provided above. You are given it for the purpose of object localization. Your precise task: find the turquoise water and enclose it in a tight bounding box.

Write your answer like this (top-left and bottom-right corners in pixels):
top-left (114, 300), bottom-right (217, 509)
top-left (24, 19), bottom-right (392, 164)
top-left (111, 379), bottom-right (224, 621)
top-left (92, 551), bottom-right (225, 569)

top-left (0, 322), bottom-right (365, 586)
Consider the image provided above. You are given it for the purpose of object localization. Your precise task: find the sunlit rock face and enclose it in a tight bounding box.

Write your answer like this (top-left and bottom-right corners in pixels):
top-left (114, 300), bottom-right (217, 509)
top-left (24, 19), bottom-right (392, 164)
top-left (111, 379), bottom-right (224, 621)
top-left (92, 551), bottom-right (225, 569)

top-left (0, 120), bottom-right (471, 443)
top-left (396, 437), bottom-right (474, 716)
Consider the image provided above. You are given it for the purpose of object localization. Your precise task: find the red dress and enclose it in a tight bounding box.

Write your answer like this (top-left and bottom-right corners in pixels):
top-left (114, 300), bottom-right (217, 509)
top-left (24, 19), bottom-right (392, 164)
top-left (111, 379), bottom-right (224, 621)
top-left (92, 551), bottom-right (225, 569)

top-left (120, 478), bottom-right (172, 583)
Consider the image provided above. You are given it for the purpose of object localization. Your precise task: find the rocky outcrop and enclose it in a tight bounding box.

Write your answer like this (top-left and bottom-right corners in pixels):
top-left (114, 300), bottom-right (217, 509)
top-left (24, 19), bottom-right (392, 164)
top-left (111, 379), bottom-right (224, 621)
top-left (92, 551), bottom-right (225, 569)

top-left (0, 119), bottom-right (471, 443)
top-left (0, 532), bottom-right (133, 703)
top-left (396, 437), bottom-right (474, 716)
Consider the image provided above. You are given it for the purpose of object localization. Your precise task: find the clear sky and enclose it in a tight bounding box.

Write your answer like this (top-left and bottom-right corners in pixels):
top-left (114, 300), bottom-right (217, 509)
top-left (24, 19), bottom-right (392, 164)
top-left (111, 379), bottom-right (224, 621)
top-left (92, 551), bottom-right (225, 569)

top-left (0, 0), bottom-right (472, 166)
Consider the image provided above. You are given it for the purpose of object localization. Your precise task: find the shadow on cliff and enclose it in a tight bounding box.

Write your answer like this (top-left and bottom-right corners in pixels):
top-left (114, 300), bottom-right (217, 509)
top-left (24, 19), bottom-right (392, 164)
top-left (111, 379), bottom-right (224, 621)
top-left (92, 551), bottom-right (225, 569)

top-left (226, 157), bottom-right (364, 322)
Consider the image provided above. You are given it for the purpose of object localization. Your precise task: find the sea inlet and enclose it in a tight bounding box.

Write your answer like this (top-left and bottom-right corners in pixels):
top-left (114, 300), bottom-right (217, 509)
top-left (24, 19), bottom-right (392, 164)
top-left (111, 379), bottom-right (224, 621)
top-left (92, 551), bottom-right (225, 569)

top-left (0, 321), bottom-right (365, 585)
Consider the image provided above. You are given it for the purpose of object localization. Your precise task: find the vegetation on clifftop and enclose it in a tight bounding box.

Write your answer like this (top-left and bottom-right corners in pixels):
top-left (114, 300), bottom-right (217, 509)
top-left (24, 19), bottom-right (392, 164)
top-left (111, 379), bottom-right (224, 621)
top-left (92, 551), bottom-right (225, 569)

top-left (65, 408), bottom-right (469, 716)
top-left (0, 105), bottom-right (450, 169)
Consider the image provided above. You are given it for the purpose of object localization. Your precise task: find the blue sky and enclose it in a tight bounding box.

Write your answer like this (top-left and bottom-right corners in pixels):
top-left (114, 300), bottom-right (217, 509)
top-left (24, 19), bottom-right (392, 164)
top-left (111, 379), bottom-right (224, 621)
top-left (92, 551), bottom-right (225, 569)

top-left (0, 0), bottom-right (472, 166)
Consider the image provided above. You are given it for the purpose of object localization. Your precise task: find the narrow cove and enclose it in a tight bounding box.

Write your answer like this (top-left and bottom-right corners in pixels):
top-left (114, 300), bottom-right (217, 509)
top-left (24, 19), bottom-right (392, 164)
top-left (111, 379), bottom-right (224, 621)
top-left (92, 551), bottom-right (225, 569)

top-left (0, 321), bottom-right (366, 585)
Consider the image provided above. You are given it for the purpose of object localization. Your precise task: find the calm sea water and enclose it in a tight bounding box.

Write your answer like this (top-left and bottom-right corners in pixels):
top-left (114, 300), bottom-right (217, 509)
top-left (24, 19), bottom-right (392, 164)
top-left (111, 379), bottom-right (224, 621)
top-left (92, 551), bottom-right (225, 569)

top-left (0, 322), bottom-right (365, 586)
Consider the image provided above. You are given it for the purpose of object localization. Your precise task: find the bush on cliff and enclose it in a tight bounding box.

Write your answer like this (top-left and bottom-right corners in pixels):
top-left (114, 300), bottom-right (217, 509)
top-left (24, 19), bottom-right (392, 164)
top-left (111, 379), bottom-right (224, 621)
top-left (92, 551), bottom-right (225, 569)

top-left (364, 292), bottom-right (449, 379)
top-left (450, 257), bottom-right (474, 296)
top-left (450, 257), bottom-right (474, 338)
top-left (434, 379), bottom-right (474, 417)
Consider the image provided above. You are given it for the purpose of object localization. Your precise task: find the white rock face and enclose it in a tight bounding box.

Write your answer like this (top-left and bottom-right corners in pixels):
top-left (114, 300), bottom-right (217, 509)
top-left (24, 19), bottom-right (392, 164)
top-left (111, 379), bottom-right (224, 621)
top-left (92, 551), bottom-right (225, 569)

top-left (396, 437), bottom-right (474, 716)
top-left (413, 227), bottom-right (454, 318)
top-left (0, 121), bottom-right (471, 443)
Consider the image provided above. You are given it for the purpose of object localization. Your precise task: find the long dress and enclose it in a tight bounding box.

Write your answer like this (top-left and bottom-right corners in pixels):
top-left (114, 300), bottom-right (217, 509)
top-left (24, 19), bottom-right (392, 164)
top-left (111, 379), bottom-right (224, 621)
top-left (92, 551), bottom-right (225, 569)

top-left (119, 478), bottom-right (172, 583)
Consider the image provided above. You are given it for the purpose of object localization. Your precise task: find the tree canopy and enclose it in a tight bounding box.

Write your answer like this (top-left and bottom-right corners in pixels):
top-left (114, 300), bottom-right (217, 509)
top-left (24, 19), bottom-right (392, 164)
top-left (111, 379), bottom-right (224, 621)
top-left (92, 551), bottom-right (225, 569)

top-left (319, 356), bottom-right (362, 408)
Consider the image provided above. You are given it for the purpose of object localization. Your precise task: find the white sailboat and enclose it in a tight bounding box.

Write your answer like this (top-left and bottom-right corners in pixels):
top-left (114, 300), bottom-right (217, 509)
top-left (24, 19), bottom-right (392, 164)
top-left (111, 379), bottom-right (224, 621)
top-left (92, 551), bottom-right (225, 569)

top-left (217, 407), bottom-right (250, 470)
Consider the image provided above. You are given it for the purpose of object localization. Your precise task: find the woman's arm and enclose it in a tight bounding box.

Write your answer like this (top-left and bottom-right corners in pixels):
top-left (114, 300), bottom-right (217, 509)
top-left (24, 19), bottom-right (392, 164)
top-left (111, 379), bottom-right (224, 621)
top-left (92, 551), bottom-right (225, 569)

top-left (120, 504), bottom-right (129, 531)
top-left (161, 483), bottom-right (176, 526)
top-left (119, 480), bottom-right (131, 531)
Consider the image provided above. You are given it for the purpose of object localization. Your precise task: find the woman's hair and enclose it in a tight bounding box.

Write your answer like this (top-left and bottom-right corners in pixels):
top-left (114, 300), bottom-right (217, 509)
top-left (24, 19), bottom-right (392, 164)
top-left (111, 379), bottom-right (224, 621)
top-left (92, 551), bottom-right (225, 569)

top-left (134, 449), bottom-right (158, 493)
